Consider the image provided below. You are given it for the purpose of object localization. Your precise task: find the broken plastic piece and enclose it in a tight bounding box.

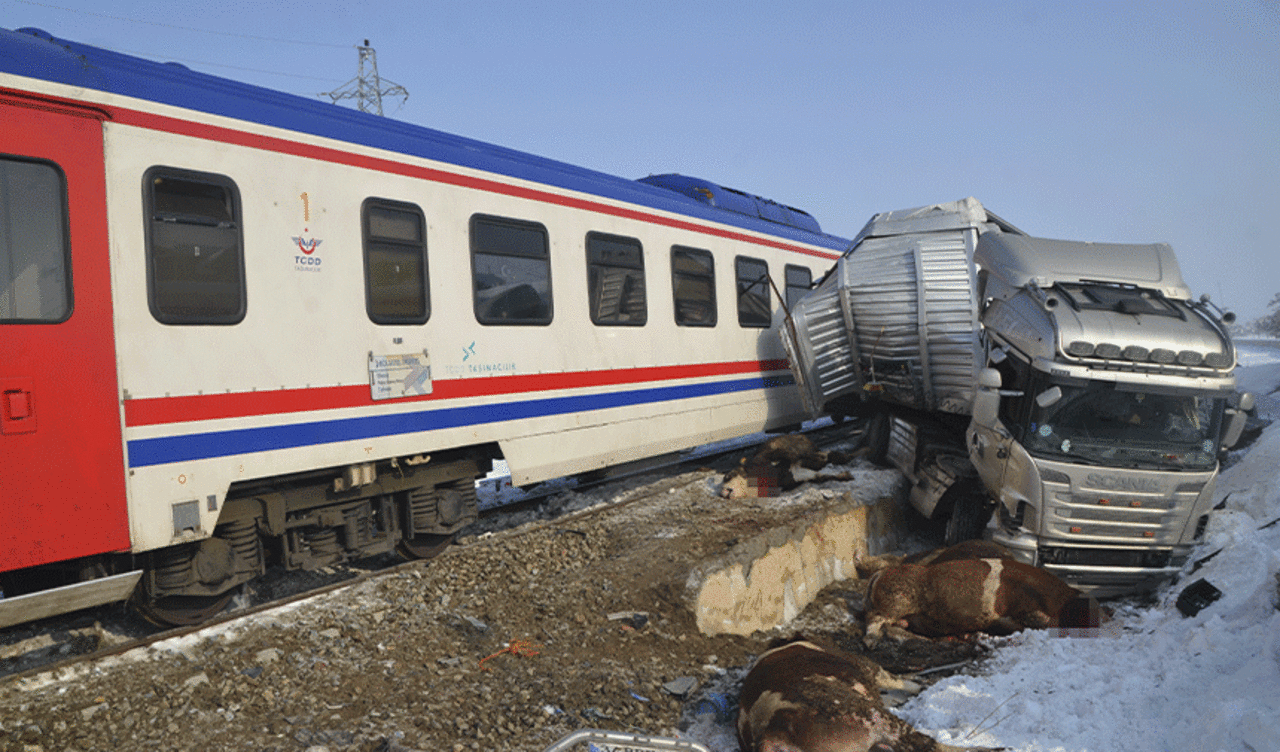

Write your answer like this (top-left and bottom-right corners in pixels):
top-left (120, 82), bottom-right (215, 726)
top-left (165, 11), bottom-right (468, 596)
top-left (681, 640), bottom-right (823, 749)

top-left (1176, 578), bottom-right (1222, 617)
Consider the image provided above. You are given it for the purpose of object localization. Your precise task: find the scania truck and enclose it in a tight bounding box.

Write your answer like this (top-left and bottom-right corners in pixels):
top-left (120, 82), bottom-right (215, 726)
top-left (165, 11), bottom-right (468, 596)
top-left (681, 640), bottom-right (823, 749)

top-left (782, 198), bottom-right (1252, 595)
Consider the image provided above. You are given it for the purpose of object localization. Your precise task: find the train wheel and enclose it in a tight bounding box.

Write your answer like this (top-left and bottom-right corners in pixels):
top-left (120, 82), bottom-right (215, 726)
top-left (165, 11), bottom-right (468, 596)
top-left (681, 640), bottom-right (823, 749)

top-left (397, 533), bottom-right (454, 560)
top-left (135, 589), bottom-right (238, 627)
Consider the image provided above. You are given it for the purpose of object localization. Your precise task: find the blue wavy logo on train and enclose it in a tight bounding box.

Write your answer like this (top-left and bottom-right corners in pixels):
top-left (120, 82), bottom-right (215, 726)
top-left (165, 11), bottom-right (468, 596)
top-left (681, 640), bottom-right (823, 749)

top-left (292, 235), bottom-right (323, 272)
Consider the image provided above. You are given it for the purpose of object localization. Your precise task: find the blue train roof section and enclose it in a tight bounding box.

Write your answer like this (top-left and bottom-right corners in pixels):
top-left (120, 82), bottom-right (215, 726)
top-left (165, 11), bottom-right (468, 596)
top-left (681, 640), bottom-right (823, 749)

top-left (1, 27), bottom-right (845, 250)
top-left (638, 174), bottom-right (824, 235)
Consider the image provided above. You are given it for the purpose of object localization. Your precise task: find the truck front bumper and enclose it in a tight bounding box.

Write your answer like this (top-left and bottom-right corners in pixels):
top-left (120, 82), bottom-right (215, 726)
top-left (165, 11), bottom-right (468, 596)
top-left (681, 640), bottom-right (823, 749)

top-left (991, 526), bottom-right (1188, 598)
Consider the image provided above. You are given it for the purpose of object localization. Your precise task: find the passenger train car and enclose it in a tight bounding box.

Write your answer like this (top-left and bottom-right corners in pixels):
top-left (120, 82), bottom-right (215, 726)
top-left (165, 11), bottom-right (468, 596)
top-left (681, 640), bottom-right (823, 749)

top-left (0, 27), bottom-right (846, 626)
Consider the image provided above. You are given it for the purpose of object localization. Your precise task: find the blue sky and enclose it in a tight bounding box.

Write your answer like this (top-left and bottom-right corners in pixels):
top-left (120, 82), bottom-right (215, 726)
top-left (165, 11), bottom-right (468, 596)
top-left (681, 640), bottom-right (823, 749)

top-left (6, 0), bottom-right (1279, 321)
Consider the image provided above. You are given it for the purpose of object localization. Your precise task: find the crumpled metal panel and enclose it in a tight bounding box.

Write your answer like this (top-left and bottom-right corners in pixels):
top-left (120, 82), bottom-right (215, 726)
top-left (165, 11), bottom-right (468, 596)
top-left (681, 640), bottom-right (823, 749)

top-left (783, 198), bottom-right (990, 417)
top-left (782, 274), bottom-right (855, 416)
top-left (839, 229), bottom-right (980, 414)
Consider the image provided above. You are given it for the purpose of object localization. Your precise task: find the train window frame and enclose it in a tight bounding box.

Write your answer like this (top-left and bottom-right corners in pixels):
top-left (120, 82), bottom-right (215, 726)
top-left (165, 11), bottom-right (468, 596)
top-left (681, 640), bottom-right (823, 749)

top-left (585, 231), bottom-right (646, 326)
top-left (784, 264), bottom-right (812, 311)
top-left (0, 156), bottom-right (72, 324)
top-left (670, 245), bottom-right (716, 327)
top-left (143, 167), bottom-right (245, 325)
top-left (362, 198), bottom-right (429, 325)
top-left (470, 214), bottom-right (553, 326)
top-left (734, 255), bottom-right (771, 328)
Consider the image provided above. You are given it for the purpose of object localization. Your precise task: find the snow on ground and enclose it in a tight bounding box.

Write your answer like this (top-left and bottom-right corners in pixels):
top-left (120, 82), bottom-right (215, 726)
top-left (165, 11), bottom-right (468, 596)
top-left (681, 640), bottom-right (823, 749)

top-left (683, 341), bottom-right (1280, 752)
top-left (895, 340), bottom-right (1280, 752)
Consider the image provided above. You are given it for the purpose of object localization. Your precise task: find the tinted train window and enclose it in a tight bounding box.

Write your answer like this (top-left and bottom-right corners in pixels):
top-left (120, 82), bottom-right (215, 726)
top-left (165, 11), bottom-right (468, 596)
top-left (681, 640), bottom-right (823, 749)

top-left (586, 232), bottom-right (646, 326)
top-left (0, 158), bottom-right (70, 323)
top-left (363, 199), bottom-right (428, 324)
top-left (144, 168), bottom-right (244, 324)
top-left (735, 256), bottom-right (771, 327)
top-left (671, 246), bottom-right (715, 327)
top-left (471, 214), bottom-right (552, 325)
top-left (784, 264), bottom-right (812, 311)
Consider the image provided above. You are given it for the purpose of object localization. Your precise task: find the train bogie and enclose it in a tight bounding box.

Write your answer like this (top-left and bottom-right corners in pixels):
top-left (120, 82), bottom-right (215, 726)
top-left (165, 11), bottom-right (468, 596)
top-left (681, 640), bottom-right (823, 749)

top-left (0, 27), bottom-right (845, 626)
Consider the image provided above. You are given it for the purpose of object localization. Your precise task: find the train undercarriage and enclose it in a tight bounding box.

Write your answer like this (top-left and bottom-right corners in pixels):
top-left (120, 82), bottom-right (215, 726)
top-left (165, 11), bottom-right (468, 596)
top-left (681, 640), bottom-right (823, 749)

top-left (1, 448), bottom-right (495, 627)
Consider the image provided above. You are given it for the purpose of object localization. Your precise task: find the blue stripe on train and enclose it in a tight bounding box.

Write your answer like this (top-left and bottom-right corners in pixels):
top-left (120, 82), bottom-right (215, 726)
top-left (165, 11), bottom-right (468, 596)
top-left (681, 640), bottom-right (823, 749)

top-left (126, 374), bottom-right (795, 467)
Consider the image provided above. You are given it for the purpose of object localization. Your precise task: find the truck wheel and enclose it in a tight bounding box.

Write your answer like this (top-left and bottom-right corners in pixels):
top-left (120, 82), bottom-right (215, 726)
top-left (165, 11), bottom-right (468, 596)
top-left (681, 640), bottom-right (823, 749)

top-left (942, 479), bottom-right (993, 546)
top-left (861, 408), bottom-right (892, 467)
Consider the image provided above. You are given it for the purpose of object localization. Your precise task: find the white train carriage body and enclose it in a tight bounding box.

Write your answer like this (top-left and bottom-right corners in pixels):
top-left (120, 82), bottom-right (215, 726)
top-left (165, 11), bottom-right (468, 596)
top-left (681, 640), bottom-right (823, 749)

top-left (0, 27), bottom-right (845, 623)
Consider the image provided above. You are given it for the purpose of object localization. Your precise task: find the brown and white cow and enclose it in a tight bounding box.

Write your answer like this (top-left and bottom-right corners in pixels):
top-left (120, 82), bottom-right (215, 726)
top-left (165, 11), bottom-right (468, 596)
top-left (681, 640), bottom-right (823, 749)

top-left (721, 434), bottom-right (861, 499)
top-left (857, 540), bottom-right (1015, 579)
top-left (864, 557), bottom-right (1099, 645)
top-left (737, 639), bottom-right (997, 752)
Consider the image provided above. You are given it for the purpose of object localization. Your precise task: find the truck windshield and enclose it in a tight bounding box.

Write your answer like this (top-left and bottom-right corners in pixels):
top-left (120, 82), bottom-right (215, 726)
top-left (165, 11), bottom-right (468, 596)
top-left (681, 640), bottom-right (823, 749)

top-left (1022, 379), bottom-right (1223, 471)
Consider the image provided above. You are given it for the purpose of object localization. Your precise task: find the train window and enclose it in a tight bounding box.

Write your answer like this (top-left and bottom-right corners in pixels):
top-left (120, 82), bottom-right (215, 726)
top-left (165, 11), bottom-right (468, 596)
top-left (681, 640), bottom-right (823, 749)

top-left (0, 158), bottom-right (70, 323)
top-left (363, 199), bottom-right (428, 324)
top-left (471, 214), bottom-right (552, 325)
top-left (735, 256), bottom-right (771, 328)
top-left (784, 264), bottom-right (812, 311)
top-left (144, 168), bottom-right (245, 325)
top-left (586, 232), bottom-right (646, 326)
top-left (671, 246), bottom-right (716, 327)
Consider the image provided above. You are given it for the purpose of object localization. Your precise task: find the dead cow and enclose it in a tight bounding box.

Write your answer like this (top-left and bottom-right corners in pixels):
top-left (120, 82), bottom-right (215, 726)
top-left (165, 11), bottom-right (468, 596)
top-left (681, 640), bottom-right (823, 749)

top-left (857, 539), bottom-right (1014, 579)
top-left (865, 558), bottom-right (1099, 644)
top-left (738, 639), bottom-right (996, 752)
top-left (721, 434), bottom-right (859, 499)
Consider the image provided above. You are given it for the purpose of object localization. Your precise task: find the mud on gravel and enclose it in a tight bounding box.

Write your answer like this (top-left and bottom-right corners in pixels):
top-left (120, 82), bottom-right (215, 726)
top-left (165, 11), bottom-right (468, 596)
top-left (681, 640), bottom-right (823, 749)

top-left (0, 467), bottom-right (979, 752)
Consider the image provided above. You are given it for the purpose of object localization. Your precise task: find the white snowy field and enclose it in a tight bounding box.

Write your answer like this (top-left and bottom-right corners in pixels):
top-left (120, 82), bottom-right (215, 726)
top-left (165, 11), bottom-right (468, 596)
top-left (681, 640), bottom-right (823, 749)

top-left (690, 340), bottom-right (1280, 752)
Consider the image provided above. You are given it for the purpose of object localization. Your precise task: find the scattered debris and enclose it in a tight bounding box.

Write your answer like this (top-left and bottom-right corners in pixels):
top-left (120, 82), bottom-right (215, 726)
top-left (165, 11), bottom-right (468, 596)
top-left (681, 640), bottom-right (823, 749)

top-left (478, 638), bottom-right (541, 671)
top-left (1175, 578), bottom-right (1223, 617)
top-left (662, 676), bottom-right (698, 698)
top-left (608, 611), bottom-right (650, 630)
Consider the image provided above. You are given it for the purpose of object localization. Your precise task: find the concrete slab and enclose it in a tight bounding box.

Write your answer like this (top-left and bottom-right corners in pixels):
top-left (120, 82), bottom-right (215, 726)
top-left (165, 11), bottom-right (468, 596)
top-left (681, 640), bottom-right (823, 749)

top-left (685, 486), bottom-right (906, 636)
top-left (539, 463), bottom-right (909, 639)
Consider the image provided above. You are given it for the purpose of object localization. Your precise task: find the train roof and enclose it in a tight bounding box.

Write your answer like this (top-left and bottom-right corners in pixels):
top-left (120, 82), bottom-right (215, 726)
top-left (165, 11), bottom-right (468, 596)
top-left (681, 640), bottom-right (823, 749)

top-left (0, 27), bottom-right (846, 251)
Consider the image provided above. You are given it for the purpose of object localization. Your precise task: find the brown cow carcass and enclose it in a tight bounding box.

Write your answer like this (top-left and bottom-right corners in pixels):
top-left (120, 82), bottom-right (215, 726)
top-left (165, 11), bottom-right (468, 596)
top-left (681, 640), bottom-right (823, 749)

top-left (721, 434), bottom-right (860, 499)
top-left (857, 539), bottom-right (1014, 578)
top-left (738, 639), bottom-right (998, 752)
top-left (864, 557), bottom-right (1100, 644)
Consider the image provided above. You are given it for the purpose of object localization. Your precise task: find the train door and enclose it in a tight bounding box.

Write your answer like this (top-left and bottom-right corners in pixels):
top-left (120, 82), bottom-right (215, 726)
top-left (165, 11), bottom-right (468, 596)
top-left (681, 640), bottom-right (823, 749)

top-left (0, 94), bottom-right (130, 573)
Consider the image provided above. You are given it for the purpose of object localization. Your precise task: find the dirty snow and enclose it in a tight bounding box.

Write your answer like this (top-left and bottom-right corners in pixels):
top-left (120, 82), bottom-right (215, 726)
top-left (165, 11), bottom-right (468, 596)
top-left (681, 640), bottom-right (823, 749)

top-left (682, 340), bottom-right (1280, 752)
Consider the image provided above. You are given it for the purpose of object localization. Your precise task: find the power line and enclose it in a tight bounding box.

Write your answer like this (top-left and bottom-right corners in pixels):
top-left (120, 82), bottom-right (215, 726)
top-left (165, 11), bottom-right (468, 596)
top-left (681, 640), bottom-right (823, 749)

top-left (106, 45), bottom-right (341, 84)
top-left (12, 0), bottom-right (350, 48)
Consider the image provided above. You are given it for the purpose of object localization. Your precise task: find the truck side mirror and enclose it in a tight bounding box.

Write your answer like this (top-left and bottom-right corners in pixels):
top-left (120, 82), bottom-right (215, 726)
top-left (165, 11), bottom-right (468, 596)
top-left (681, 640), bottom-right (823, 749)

top-left (1221, 392), bottom-right (1256, 449)
top-left (973, 367), bottom-right (1002, 428)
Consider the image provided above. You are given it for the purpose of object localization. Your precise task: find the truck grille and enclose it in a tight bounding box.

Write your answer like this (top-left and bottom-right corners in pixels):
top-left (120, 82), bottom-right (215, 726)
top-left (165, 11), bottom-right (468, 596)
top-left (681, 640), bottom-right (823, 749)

top-left (1042, 480), bottom-right (1201, 544)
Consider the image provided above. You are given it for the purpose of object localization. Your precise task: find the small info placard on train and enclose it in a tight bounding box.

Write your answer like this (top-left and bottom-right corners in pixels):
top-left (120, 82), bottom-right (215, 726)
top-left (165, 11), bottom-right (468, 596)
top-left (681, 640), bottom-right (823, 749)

top-left (368, 351), bottom-right (432, 400)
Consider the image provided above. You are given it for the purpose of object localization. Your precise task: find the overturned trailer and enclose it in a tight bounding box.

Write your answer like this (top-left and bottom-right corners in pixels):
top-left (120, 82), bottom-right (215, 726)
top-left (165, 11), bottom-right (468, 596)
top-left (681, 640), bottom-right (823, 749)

top-left (782, 198), bottom-right (1252, 596)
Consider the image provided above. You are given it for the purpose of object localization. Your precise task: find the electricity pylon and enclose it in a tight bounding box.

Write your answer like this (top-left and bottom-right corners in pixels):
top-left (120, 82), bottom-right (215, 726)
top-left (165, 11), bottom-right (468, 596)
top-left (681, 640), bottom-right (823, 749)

top-left (320, 40), bottom-right (408, 116)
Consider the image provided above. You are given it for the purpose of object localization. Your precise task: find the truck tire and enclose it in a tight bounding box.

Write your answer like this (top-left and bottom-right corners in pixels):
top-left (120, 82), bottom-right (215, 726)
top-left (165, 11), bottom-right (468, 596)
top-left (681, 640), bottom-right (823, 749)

top-left (942, 478), bottom-right (993, 546)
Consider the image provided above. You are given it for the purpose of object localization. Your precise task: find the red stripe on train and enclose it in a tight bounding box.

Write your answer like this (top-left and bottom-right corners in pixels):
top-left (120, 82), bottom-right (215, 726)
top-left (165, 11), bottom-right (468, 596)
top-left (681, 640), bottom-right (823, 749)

top-left (124, 359), bottom-right (792, 427)
top-left (106, 108), bottom-right (840, 260)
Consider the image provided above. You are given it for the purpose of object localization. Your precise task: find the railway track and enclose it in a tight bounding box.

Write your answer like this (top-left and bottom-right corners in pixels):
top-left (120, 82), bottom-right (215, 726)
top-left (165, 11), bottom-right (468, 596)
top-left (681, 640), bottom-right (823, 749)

top-left (0, 419), bottom-right (865, 684)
